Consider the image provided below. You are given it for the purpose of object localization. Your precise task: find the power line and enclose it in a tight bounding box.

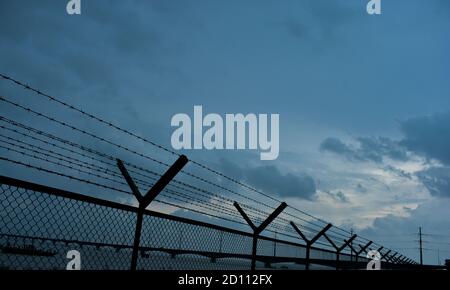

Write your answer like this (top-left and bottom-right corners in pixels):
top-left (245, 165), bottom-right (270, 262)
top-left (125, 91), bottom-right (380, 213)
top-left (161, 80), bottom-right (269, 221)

top-left (419, 227), bottom-right (423, 265)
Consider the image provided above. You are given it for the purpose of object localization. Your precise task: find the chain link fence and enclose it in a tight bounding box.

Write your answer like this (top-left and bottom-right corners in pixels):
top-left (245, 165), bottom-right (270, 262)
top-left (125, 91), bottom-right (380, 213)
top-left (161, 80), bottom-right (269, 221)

top-left (0, 175), bottom-right (374, 270)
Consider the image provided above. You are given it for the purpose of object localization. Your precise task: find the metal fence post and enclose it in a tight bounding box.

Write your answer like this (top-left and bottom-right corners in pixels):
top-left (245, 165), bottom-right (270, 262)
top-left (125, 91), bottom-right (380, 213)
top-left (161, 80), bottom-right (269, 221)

top-left (233, 201), bottom-right (287, 270)
top-left (324, 233), bottom-right (357, 270)
top-left (117, 155), bottom-right (188, 270)
top-left (347, 240), bottom-right (372, 268)
top-left (377, 246), bottom-right (384, 257)
top-left (357, 241), bottom-right (373, 264)
top-left (290, 222), bottom-right (332, 270)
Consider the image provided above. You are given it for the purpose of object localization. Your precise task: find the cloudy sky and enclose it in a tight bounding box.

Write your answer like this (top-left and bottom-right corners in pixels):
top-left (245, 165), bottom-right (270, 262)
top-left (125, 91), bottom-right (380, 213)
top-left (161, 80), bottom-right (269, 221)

top-left (1, 0), bottom-right (449, 264)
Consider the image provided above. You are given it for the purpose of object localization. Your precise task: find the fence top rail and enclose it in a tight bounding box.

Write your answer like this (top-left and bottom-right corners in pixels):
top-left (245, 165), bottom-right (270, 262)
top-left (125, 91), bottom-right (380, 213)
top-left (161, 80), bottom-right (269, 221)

top-left (0, 175), bottom-right (350, 257)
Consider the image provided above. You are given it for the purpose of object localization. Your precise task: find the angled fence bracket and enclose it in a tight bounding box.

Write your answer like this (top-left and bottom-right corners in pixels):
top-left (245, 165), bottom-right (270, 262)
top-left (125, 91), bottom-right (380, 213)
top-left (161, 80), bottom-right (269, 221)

top-left (324, 233), bottom-right (357, 270)
top-left (117, 155), bottom-right (188, 270)
top-left (388, 252), bottom-right (399, 263)
top-left (392, 255), bottom-right (401, 263)
top-left (393, 254), bottom-right (403, 264)
top-left (357, 241), bottom-right (373, 263)
top-left (357, 242), bottom-right (373, 255)
top-left (347, 240), bottom-right (372, 266)
top-left (234, 201), bottom-right (287, 270)
top-left (381, 249), bottom-right (392, 262)
top-left (290, 222), bottom-right (332, 270)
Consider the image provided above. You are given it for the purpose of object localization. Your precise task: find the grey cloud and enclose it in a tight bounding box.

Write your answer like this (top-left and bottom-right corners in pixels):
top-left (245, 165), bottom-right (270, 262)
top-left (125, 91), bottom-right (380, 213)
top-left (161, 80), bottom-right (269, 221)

top-left (319, 137), bottom-right (354, 158)
top-left (383, 165), bottom-right (412, 180)
top-left (218, 159), bottom-right (316, 200)
top-left (281, 21), bottom-right (309, 40)
top-left (357, 137), bottom-right (409, 162)
top-left (400, 111), bottom-right (450, 165)
top-left (320, 136), bottom-right (408, 163)
top-left (324, 190), bottom-right (350, 203)
top-left (279, 0), bottom-right (357, 43)
top-left (359, 197), bottom-right (450, 263)
top-left (320, 111), bottom-right (450, 197)
top-left (402, 112), bottom-right (450, 199)
top-left (0, 0), bottom-right (187, 94)
top-left (417, 167), bottom-right (450, 198)
top-left (356, 183), bottom-right (367, 194)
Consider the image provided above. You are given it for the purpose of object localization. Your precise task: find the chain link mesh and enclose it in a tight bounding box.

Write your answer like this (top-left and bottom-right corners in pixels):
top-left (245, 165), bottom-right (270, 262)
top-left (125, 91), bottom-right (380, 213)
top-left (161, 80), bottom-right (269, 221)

top-left (0, 179), bottom-right (368, 270)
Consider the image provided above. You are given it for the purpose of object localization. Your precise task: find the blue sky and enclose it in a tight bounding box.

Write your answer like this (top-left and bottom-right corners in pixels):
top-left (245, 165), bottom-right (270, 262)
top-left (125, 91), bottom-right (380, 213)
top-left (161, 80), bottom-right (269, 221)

top-left (1, 0), bottom-right (450, 264)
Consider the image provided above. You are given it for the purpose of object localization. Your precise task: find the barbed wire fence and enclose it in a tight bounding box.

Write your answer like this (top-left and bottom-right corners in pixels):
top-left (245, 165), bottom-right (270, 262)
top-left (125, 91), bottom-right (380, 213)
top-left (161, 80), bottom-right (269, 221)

top-left (0, 74), bottom-right (425, 270)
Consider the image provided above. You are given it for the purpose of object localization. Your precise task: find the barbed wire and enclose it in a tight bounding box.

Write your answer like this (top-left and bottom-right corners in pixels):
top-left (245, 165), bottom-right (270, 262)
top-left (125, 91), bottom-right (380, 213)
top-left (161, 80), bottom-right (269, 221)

top-left (0, 113), bottom-right (335, 236)
top-left (0, 155), bottom-right (131, 195)
top-left (0, 90), bottom-right (352, 239)
top-left (0, 142), bottom-right (131, 189)
top-left (0, 74), bottom-right (404, 256)
top-left (0, 137), bottom-right (311, 241)
top-left (0, 134), bottom-right (333, 242)
top-left (0, 140), bottom-right (266, 227)
top-left (0, 74), bottom-right (340, 225)
top-left (0, 116), bottom-right (311, 230)
top-left (0, 155), bottom-right (266, 230)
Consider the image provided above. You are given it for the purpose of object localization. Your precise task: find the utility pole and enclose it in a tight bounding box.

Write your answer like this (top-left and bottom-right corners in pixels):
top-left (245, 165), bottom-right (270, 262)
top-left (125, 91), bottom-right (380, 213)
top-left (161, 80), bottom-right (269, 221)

top-left (437, 249), bottom-right (440, 265)
top-left (273, 231), bottom-right (277, 257)
top-left (350, 228), bottom-right (354, 261)
top-left (419, 227), bottom-right (423, 266)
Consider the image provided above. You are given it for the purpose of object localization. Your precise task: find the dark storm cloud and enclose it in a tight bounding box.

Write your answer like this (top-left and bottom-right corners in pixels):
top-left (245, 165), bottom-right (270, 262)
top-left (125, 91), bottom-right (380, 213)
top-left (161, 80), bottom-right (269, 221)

top-left (324, 190), bottom-right (350, 203)
top-left (0, 0), bottom-right (186, 94)
top-left (279, 0), bottom-right (356, 43)
top-left (357, 137), bottom-right (409, 162)
top-left (383, 165), bottom-right (412, 180)
top-left (0, 0), bottom-right (194, 161)
top-left (0, 0), bottom-right (449, 227)
top-left (392, 111), bottom-right (450, 198)
top-left (281, 21), bottom-right (310, 40)
top-left (356, 183), bottom-right (367, 194)
top-left (218, 159), bottom-right (316, 200)
top-left (319, 137), bottom-right (353, 157)
top-left (399, 111), bottom-right (450, 165)
top-left (359, 196), bottom-right (450, 264)
top-left (320, 136), bottom-right (408, 163)
top-left (417, 167), bottom-right (450, 198)
top-left (324, 113), bottom-right (450, 169)
top-left (320, 111), bottom-right (450, 198)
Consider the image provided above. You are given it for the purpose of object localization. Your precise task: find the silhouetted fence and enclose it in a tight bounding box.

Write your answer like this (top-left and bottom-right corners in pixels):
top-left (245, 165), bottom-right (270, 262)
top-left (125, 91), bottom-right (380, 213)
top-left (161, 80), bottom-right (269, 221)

top-left (0, 73), bottom-right (423, 270)
top-left (1, 175), bottom-right (424, 270)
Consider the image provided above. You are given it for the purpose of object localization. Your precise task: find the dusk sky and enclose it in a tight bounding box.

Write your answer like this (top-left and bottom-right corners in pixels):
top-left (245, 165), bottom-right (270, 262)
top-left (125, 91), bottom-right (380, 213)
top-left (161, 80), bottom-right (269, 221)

top-left (1, 0), bottom-right (450, 264)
